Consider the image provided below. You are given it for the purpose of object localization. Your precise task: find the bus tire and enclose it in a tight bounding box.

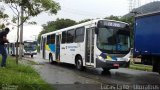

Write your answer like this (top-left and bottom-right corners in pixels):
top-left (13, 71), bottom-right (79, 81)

top-left (31, 55), bottom-right (33, 58)
top-left (49, 53), bottom-right (53, 63)
top-left (76, 56), bottom-right (84, 71)
top-left (102, 68), bottom-right (110, 73)
top-left (102, 68), bottom-right (111, 75)
top-left (103, 68), bottom-right (110, 71)
top-left (124, 61), bottom-right (130, 68)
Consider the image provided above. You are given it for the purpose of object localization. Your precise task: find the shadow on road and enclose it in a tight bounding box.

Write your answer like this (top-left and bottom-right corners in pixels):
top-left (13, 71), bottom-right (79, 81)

top-left (48, 61), bottom-right (112, 76)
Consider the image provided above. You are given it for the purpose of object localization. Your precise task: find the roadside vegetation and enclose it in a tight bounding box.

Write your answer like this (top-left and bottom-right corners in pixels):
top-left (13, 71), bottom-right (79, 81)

top-left (129, 61), bottom-right (153, 72)
top-left (0, 56), bottom-right (52, 90)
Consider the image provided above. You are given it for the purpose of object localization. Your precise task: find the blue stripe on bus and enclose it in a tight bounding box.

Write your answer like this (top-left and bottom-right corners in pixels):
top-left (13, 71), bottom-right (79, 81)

top-left (49, 44), bottom-right (55, 52)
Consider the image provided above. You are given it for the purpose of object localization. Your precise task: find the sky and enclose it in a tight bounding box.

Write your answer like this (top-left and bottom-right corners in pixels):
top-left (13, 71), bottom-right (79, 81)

top-left (7, 24), bottom-right (42, 42)
top-left (29, 0), bottom-right (157, 25)
top-left (1, 0), bottom-right (158, 41)
top-left (31, 0), bottom-right (130, 25)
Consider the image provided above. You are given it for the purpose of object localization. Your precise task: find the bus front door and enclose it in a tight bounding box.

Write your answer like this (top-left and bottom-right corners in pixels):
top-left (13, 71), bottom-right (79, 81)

top-left (56, 35), bottom-right (61, 61)
top-left (85, 28), bottom-right (94, 66)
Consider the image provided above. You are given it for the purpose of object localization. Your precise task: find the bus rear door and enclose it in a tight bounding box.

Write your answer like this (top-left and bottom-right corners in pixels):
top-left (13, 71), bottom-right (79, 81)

top-left (56, 34), bottom-right (61, 61)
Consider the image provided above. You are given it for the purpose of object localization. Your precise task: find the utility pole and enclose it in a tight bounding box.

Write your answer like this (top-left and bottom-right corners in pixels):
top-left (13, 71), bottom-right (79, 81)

top-left (129, 0), bottom-right (141, 12)
top-left (19, 3), bottom-right (24, 59)
top-left (16, 12), bottom-right (20, 64)
top-left (129, 0), bottom-right (133, 12)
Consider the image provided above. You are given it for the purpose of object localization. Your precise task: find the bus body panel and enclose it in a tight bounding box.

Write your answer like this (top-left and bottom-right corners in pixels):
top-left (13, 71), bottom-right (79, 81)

top-left (7, 42), bottom-right (21, 56)
top-left (60, 43), bottom-right (85, 64)
top-left (23, 40), bottom-right (37, 57)
top-left (40, 19), bottom-right (131, 69)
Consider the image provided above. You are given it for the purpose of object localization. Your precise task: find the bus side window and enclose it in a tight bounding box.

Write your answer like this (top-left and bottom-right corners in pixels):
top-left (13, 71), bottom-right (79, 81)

top-left (62, 31), bottom-right (67, 44)
top-left (75, 27), bottom-right (85, 43)
top-left (51, 34), bottom-right (55, 44)
top-left (47, 35), bottom-right (51, 44)
top-left (67, 29), bottom-right (75, 43)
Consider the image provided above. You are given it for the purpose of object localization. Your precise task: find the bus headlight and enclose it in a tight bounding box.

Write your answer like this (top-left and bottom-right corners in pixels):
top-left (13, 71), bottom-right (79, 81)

top-left (33, 50), bottom-right (37, 53)
top-left (98, 56), bottom-right (106, 62)
top-left (23, 50), bottom-right (26, 53)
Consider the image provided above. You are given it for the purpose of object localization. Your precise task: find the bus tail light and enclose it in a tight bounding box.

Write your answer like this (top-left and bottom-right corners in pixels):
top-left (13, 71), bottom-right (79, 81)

top-left (113, 64), bottom-right (119, 67)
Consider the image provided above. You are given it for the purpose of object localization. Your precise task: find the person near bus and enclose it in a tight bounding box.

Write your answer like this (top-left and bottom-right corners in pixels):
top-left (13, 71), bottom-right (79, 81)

top-left (0, 28), bottom-right (10, 67)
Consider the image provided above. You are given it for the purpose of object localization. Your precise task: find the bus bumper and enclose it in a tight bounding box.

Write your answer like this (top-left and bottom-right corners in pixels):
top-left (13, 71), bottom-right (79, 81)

top-left (96, 58), bottom-right (127, 69)
top-left (24, 52), bottom-right (37, 55)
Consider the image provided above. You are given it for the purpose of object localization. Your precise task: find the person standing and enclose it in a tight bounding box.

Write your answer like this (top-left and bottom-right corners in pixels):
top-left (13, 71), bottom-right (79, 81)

top-left (0, 28), bottom-right (10, 67)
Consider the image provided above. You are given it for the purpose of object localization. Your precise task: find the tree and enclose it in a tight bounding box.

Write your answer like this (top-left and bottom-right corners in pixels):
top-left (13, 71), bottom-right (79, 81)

top-left (0, 6), bottom-right (9, 29)
top-left (78, 19), bottom-right (92, 24)
top-left (54, 18), bottom-right (76, 30)
top-left (105, 15), bottom-right (121, 21)
top-left (38, 18), bottom-right (77, 43)
top-left (0, 0), bottom-right (60, 64)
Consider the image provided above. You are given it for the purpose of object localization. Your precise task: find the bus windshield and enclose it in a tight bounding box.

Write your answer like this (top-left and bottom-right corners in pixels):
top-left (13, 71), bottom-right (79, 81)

top-left (24, 42), bottom-right (37, 51)
top-left (97, 27), bottom-right (130, 54)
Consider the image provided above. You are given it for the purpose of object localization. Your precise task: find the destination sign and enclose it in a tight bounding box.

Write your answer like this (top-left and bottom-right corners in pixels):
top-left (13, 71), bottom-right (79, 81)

top-left (98, 20), bottom-right (127, 28)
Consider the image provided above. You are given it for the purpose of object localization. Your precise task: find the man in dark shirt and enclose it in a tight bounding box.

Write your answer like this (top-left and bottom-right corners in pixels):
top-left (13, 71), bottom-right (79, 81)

top-left (0, 28), bottom-right (10, 67)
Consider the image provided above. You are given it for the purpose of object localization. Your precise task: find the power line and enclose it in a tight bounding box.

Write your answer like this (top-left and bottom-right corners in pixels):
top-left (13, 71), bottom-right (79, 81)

top-left (58, 7), bottom-right (109, 18)
top-left (62, 6), bottom-right (108, 15)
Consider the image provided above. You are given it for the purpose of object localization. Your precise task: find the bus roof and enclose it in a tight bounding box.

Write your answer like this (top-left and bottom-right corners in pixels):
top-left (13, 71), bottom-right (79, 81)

top-left (41, 19), bottom-right (128, 37)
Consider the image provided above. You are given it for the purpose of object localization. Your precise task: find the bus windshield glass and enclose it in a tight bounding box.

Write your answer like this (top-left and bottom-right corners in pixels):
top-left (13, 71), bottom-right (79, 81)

top-left (97, 27), bottom-right (130, 54)
top-left (24, 42), bottom-right (37, 51)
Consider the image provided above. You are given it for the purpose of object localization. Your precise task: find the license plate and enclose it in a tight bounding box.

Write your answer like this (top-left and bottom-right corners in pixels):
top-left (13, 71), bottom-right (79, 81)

top-left (113, 64), bottom-right (119, 67)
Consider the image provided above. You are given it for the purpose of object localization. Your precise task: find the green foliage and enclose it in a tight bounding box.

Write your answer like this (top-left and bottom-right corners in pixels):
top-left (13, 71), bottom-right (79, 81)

top-left (28, 21), bottom-right (37, 25)
top-left (105, 15), bottom-right (121, 21)
top-left (0, 24), bottom-right (5, 29)
top-left (78, 19), bottom-right (92, 24)
top-left (129, 64), bottom-right (153, 72)
top-left (0, 56), bottom-right (52, 90)
top-left (0, 0), bottom-right (60, 25)
top-left (0, 8), bottom-right (9, 29)
top-left (12, 16), bottom-right (17, 23)
top-left (0, 11), bottom-right (8, 19)
top-left (54, 18), bottom-right (77, 30)
top-left (38, 18), bottom-right (77, 42)
top-left (1, 0), bottom-right (60, 16)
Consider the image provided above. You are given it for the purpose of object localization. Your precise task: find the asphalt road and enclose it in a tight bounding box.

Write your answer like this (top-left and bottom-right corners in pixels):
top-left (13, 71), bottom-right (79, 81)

top-left (24, 54), bottom-right (160, 90)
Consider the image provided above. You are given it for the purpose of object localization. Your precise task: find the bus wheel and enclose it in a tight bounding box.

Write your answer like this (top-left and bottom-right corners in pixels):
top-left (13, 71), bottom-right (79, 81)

top-left (76, 57), bottom-right (84, 71)
top-left (49, 53), bottom-right (53, 63)
top-left (124, 61), bottom-right (130, 68)
top-left (102, 68), bottom-right (110, 73)
top-left (31, 55), bottom-right (33, 58)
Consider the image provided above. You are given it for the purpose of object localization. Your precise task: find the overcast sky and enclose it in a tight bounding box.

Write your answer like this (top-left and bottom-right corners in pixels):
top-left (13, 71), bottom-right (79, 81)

top-left (31, 0), bottom-right (129, 25)
top-left (29, 0), bottom-right (157, 25)
top-left (1, 0), bottom-right (158, 41)
top-left (1, 0), bottom-right (158, 25)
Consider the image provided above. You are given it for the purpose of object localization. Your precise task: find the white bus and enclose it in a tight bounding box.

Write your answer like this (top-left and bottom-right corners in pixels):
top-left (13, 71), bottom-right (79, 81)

top-left (23, 40), bottom-right (37, 58)
top-left (7, 40), bottom-right (37, 57)
top-left (7, 42), bottom-right (20, 56)
top-left (40, 19), bottom-right (131, 71)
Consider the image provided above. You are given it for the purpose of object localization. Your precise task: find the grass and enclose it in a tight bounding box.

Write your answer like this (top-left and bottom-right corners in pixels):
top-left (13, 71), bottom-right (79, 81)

top-left (129, 63), bottom-right (153, 72)
top-left (0, 56), bottom-right (52, 90)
